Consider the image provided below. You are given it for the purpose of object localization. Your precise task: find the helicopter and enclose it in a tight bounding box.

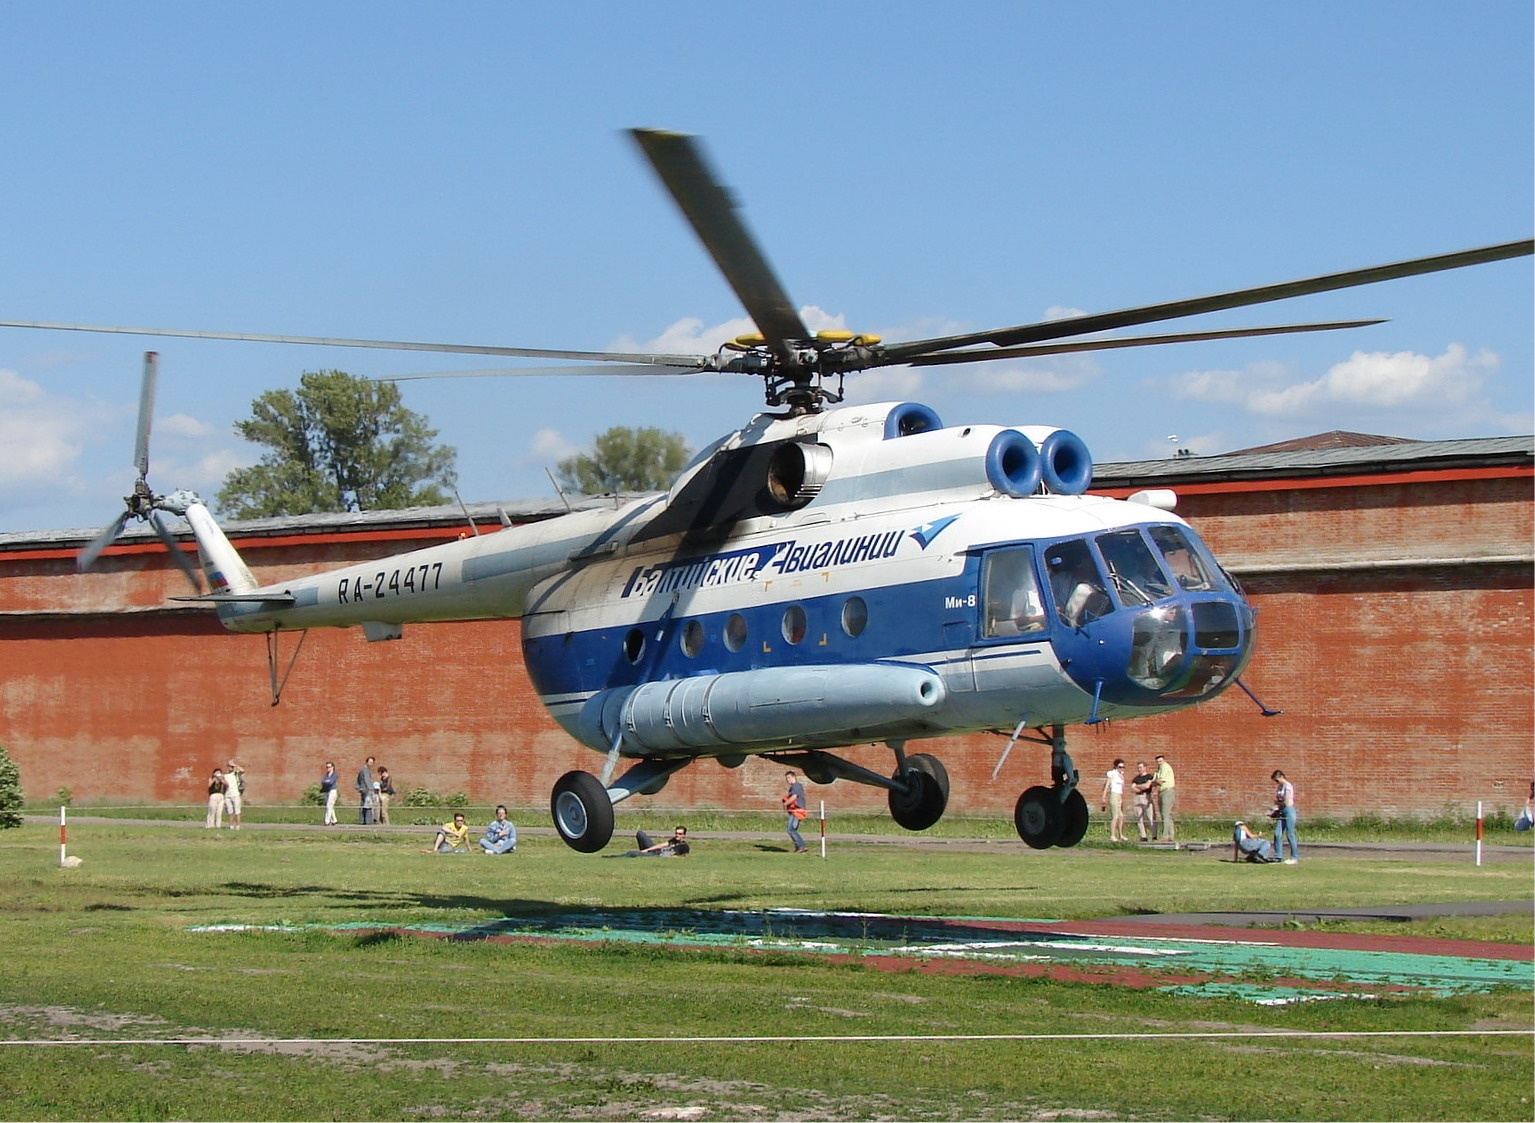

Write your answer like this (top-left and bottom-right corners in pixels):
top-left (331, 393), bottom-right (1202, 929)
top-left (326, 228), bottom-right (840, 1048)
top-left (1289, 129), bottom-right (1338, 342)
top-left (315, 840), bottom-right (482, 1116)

top-left (7, 129), bottom-right (1529, 852)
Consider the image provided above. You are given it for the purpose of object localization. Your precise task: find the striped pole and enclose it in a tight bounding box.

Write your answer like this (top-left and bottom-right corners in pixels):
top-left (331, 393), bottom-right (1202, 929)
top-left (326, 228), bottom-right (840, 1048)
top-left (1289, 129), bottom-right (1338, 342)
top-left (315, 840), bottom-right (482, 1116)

top-left (59, 806), bottom-right (67, 867)
top-left (819, 801), bottom-right (826, 859)
top-left (1475, 801), bottom-right (1483, 867)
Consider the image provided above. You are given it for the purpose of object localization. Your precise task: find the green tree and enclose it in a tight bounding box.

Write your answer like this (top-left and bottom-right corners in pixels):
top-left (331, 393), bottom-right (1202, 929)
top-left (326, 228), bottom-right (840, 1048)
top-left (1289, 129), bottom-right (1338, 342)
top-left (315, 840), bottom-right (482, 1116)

top-left (216, 370), bottom-right (457, 518)
top-left (555, 426), bottom-right (691, 495)
top-left (0, 743), bottom-right (25, 829)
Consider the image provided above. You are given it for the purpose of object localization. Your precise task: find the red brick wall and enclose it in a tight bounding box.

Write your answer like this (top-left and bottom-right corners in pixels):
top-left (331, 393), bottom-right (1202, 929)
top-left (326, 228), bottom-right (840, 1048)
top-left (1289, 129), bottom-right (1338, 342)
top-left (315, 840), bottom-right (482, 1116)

top-left (2, 469), bottom-right (1530, 823)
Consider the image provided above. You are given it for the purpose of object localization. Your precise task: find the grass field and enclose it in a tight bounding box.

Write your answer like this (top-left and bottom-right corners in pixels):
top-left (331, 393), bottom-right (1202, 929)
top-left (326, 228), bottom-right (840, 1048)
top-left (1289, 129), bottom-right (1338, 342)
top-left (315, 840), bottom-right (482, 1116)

top-left (1, 818), bottom-right (1530, 1121)
top-left (35, 799), bottom-right (1535, 843)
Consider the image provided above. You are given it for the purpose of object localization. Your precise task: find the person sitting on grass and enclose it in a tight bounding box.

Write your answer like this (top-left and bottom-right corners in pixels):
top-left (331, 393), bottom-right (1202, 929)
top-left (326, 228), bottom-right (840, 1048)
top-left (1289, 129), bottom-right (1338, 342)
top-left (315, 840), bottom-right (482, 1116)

top-left (478, 805), bottom-right (517, 854)
top-left (1232, 820), bottom-right (1278, 863)
top-left (426, 812), bottom-right (470, 853)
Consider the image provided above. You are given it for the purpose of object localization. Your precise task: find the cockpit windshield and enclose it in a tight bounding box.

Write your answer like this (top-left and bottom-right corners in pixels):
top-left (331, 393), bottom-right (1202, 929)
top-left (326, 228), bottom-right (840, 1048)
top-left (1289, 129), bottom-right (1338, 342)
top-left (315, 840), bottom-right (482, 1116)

top-left (1096, 529), bottom-right (1174, 607)
top-left (1148, 525), bottom-right (1227, 593)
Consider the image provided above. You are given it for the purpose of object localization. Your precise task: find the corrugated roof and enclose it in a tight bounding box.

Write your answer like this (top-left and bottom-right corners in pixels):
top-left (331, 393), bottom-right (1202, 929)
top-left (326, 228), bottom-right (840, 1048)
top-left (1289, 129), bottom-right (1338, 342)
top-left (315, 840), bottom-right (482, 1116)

top-left (1093, 434), bottom-right (1533, 487)
top-left (1225, 430), bottom-right (1416, 454)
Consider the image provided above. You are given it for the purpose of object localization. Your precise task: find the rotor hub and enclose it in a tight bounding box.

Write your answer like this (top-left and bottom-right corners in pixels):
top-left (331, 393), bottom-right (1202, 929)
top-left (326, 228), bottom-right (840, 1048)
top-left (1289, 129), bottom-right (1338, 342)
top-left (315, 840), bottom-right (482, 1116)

top-left (710, 332), bottom-right (884, 413)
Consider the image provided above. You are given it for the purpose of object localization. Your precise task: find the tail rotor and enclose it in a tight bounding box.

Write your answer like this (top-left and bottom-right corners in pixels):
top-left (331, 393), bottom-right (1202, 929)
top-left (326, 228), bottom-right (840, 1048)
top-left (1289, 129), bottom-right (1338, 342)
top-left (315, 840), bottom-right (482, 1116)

top-left (78, 352), bottom-right (203, 592)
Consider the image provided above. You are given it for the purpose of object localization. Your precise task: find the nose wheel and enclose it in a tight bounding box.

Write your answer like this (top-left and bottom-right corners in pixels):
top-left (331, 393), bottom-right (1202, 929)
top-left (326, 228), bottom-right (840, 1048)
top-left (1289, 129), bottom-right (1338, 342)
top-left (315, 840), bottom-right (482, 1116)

top-left (1009, 724), bottom-right (1088, 849)
top-left (1014, 786), bottom-right (1062, 849)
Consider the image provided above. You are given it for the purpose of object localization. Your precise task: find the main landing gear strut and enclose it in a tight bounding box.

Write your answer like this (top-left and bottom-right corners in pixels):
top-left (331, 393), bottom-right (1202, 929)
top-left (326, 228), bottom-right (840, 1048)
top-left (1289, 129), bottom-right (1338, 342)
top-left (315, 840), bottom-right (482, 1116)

top-left (1010, 724), bottom-right (1088, 850)
top-left (548, 740), bottom-right (951, 852)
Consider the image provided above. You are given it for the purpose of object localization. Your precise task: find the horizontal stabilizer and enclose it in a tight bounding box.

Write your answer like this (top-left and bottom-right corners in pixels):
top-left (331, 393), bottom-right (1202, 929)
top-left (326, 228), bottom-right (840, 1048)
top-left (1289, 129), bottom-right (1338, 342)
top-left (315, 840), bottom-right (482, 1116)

top-left (170, 592), bottom-right (298, 604)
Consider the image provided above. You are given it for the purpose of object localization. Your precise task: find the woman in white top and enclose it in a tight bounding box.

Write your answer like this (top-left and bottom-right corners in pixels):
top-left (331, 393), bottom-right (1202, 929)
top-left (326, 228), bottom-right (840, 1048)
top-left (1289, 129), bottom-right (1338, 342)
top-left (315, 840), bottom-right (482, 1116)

top-left (1100, 759), bottom-right (1127, 842)
top-left (1271, 769), bottom-right (1298, 863)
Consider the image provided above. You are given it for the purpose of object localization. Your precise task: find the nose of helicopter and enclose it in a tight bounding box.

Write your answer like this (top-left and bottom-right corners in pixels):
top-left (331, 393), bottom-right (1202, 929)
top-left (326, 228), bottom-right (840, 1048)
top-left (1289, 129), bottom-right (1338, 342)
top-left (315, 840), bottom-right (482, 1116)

top-left (1054, 589), bottom-right (1255, 710)
top-left (1124, 594), bottom-right (1253, 701)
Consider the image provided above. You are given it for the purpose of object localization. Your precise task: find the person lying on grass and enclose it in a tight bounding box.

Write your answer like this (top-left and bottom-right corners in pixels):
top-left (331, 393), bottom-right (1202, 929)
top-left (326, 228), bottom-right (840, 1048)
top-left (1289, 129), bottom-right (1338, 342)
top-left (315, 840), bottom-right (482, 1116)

top-left (618, 825), bottom-right (690, 857)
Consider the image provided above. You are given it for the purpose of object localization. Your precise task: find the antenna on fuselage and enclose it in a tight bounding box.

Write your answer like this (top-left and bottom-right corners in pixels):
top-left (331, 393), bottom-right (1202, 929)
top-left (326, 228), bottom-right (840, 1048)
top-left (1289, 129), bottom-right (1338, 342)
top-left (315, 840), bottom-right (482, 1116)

top-left (452, 489), bottom-right (481, 537)
top-left (545, 468), bottom-right (573, 513)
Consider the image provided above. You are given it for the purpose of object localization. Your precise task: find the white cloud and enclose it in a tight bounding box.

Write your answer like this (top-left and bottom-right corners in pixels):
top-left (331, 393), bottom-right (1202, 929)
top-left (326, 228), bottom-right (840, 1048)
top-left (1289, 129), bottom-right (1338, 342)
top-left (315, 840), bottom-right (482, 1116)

top-left (842, 366), bottom-right (925, 404)
top-left (1169, 344), bottom-right (1504, 421)
top-left (1042, 305), bottom-right (1089, 322)
top-left (0, 369), bottom-right (106, 488)
top-left (941, 355), bottom-right (1102, 395)
top-left (526, 427), bottom-right (579, 464)
top-left (158, 412), bottom-right (215, 439)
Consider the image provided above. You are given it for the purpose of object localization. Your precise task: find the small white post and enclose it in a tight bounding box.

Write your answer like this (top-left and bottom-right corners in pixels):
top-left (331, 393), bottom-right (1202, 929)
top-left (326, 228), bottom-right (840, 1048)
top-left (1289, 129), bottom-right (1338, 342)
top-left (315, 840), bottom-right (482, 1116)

top-left (59, 805), bottom-right (67, 867)
top-left (819, 800), bottom-right (826, 859)
top-left (1475, 801), bottom-right (1483, 867)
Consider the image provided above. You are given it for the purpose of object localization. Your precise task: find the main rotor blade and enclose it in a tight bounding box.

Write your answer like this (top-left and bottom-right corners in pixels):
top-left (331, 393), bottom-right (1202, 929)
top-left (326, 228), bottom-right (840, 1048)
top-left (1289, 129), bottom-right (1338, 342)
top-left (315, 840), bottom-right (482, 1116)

top-left (883, 239), bottom-right (1534, 362)
top-left (377, 361), bottom-right (708, 382)
top-left (629, 128), bottom-right (811, 360)
top-left (150, 511), bottom-right (203, 593)
top-left (0, 319), bottom-right (702, 367)
top-left (902, 319), bottom-right (1387, 367)
top-left (133, 351), bottom-right (158, 479)
top-left (79, 510), bottom-right (130, 571)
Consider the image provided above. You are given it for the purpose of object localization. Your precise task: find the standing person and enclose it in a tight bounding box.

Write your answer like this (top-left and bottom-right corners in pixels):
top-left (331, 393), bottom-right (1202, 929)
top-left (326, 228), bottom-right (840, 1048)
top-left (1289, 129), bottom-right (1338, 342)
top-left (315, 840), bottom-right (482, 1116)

top-left (204, 768), bottom-right (227, 829)
top-left (355, 756), bottom-right (376, 825)
top-left (1271, 769), bottom-right (1299, 863)
top-left (781, 771), bottom-right (809, 853)
top-left (319, 762), bottom-right (339, 825)
top-left (479, 805), bottom-right (517, 854)
top-left (1152, 754), bottom-right (1176, 841)
top-left (1129, 761), bottom-right (1157, 842)
top-left (1100, 759), bottom-right (1127, 842)
top-left (224, 758), bottom-right (246, 830)
top-left (376, 767), bottom-right (396, 825)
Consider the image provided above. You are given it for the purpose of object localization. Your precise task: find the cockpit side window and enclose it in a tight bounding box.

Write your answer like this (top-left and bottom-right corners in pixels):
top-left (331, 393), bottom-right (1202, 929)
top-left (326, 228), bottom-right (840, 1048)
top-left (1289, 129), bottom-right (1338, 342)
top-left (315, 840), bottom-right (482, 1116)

top-left (1044, 539), bottom-right (1113, 627)
top-left (981, 547), bottom-right (1047, 638)
top-left (1148, 525), bottom-right (1221, 592)
top-left (1096, 529), bottom-right (1174, 607)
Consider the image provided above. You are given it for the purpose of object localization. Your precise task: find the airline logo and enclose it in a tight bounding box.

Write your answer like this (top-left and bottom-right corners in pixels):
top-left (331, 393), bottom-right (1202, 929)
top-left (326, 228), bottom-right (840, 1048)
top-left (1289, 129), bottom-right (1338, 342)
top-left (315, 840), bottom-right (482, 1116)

top-left (620, 524), bottom-right (923, 599)
top-left (909, 515), bottom-right (959, 550)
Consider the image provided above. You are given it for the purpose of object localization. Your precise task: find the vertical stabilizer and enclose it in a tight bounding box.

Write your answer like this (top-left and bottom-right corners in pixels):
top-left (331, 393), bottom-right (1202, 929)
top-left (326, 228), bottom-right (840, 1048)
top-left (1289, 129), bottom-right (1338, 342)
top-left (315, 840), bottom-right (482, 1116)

top-left (181, 500), bottom-right (258, 595)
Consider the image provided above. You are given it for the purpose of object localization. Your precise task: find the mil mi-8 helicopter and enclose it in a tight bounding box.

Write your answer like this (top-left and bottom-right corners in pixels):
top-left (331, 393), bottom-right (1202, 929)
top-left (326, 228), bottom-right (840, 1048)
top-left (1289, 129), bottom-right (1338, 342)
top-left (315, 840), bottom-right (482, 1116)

top-left (7, 130), bottom-right (1529, 851)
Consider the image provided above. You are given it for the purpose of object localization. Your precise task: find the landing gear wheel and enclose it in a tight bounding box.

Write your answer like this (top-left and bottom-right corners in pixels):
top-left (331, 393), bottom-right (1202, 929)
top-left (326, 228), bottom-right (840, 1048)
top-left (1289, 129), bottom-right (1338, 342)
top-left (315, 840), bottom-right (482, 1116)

top-left (1014, 785), bottom-right (1063, 849)
top-left (550, 770), bottom-right (614, 853)
top-left (888, 753), bottom-right (949, 831)
top-left (1057, 789), bottom-right (1090, 848)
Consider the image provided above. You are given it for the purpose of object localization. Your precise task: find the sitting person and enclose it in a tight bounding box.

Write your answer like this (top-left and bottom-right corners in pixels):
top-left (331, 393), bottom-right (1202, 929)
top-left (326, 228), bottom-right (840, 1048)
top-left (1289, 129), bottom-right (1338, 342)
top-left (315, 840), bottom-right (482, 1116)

top-left (479, 805), bottom-right (517, 854)
top-left (623, 825), bottom-right (690, 857)
top-left (1233, 820), bottom-right (1278, 863)
top-left (426, 811), bottom-right (470, 853)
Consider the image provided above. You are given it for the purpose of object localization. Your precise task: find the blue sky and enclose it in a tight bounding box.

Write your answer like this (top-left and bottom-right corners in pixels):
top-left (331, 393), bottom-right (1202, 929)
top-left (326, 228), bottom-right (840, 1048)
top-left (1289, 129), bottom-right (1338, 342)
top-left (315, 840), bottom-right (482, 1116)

top-left (1, 2), bottom-right (1530, 534)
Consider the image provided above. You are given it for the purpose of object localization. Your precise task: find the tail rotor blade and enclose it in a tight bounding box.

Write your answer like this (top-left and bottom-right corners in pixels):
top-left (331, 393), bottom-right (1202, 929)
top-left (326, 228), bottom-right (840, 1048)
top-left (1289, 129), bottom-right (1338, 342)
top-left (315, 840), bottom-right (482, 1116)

top-left (79, 510), bottom-right (131, 572)
top-left (133, 351), bottom-right (158, 479)
top-left (150, 510), bottom-right (203, 592)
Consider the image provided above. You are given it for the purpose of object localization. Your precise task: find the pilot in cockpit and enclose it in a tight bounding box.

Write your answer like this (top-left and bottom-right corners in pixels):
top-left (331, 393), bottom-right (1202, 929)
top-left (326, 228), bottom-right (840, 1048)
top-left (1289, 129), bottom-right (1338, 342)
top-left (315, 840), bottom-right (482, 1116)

top-left (1045, 542), bottom-right (1110, 627)
top-left (982, 549), bottom-right (1047, 638)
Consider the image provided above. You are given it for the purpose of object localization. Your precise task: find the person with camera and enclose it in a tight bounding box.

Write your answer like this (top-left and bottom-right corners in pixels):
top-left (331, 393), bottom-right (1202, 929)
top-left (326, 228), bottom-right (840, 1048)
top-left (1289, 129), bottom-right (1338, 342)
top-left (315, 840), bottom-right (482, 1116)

top-left (1271, 769), bottom-right (1299, 864)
